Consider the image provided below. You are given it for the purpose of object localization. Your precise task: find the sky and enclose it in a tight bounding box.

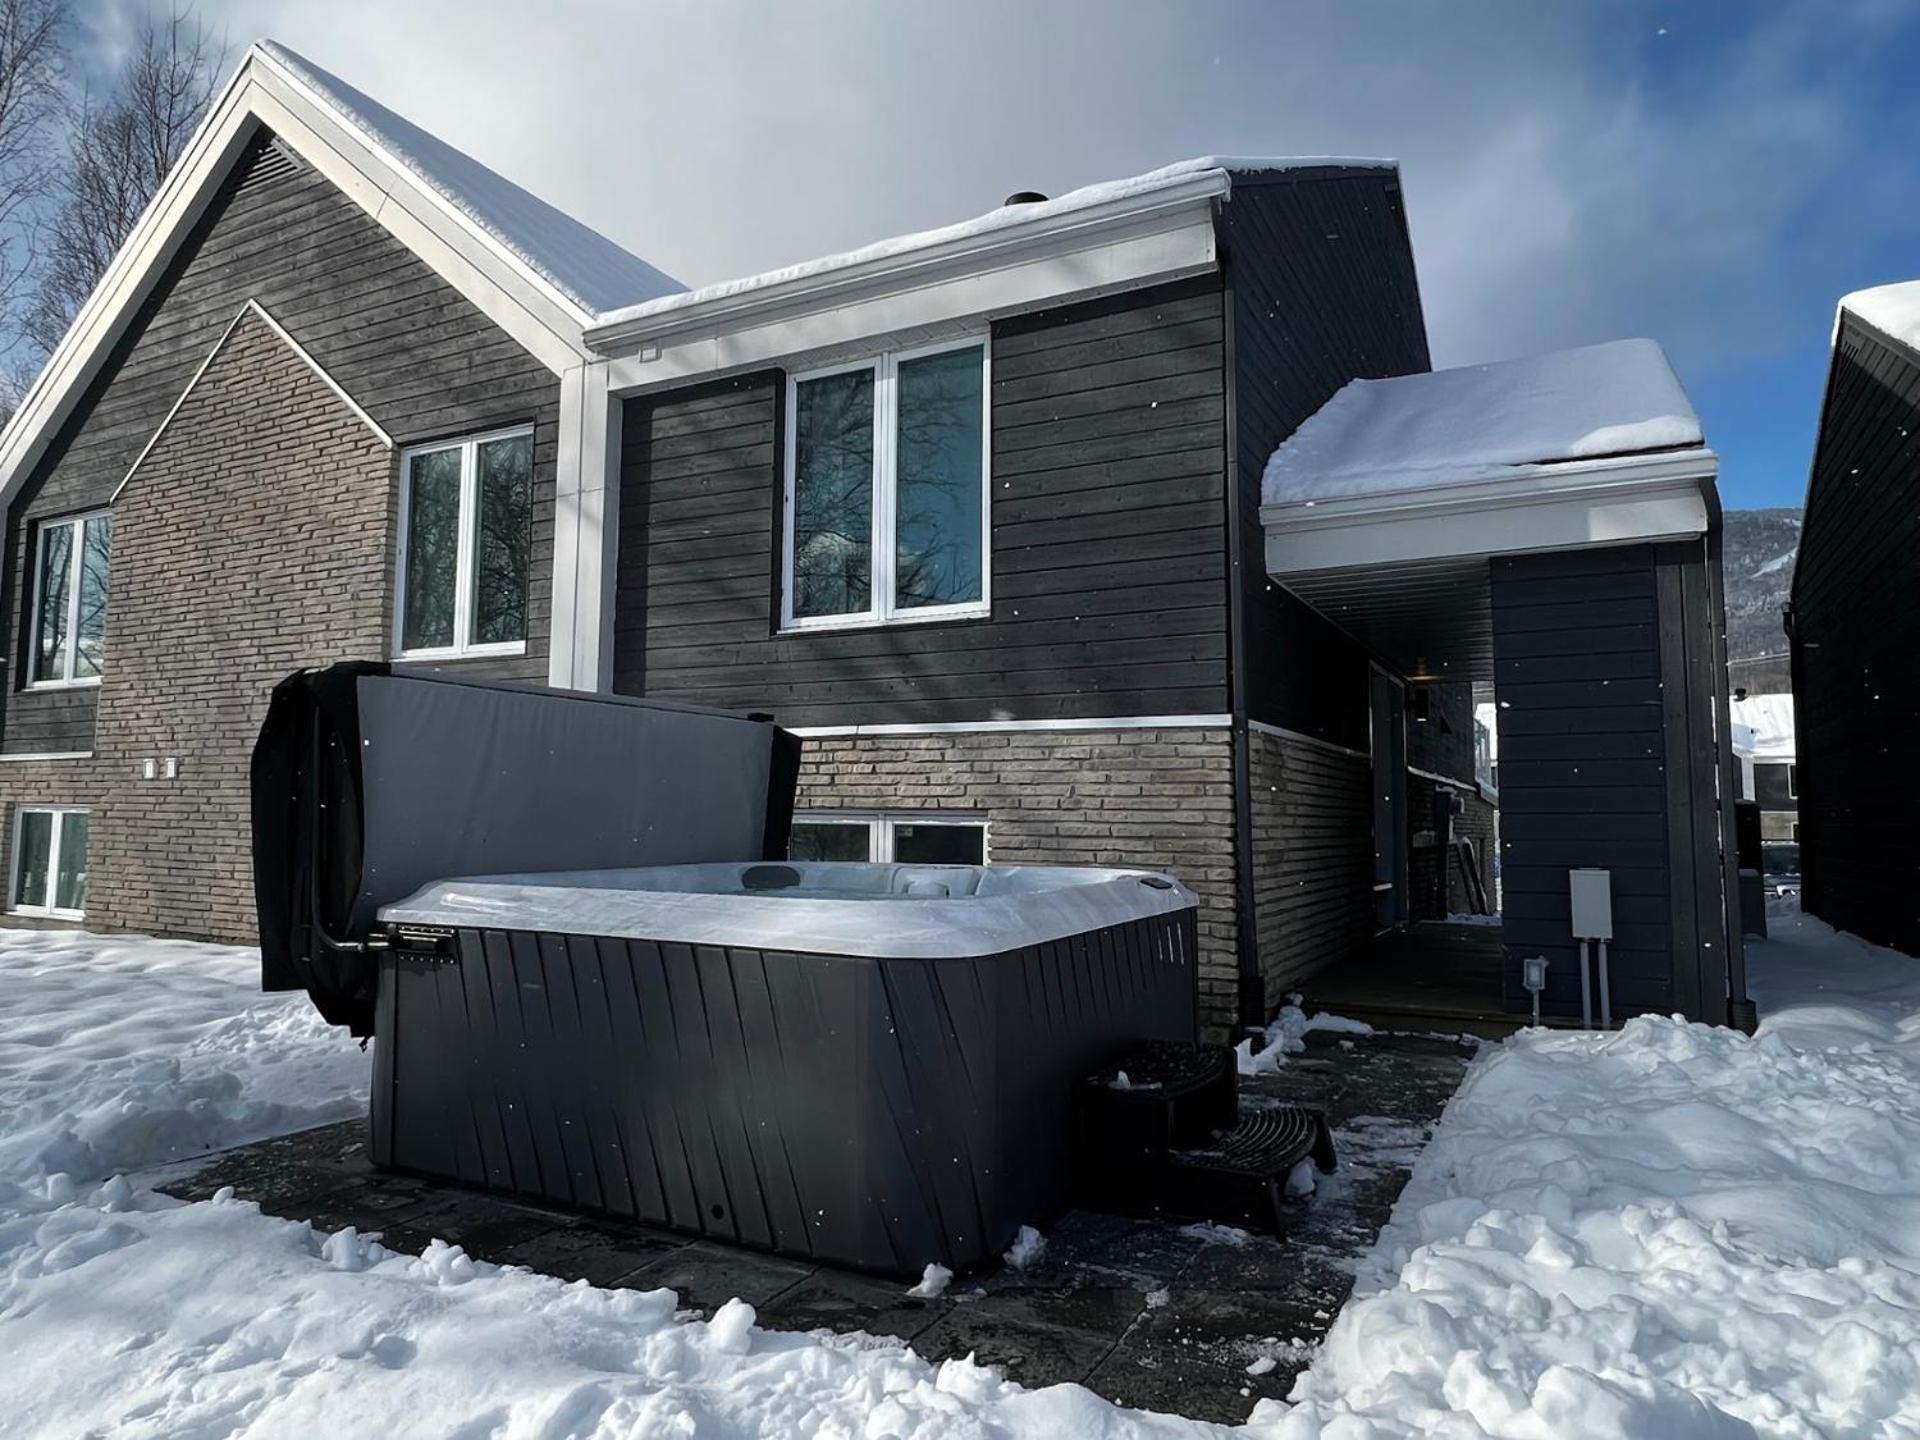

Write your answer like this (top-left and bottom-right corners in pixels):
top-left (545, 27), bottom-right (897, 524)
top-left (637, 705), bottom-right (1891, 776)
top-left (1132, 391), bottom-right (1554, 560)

top-left (81, 0), bottom-right (1920, 510)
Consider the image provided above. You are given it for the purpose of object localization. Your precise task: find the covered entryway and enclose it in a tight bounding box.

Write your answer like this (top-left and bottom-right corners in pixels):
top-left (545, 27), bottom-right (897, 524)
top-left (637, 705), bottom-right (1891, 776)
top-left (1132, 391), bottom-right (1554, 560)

top-left (1259, 340), bottom-right (1752, 1030)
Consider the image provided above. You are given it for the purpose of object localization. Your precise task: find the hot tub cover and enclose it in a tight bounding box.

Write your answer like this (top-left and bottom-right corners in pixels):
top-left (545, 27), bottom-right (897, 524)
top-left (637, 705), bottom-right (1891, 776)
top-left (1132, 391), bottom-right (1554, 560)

top-left (379, 861), bottom-right (1198, 959)
top-left (251, 663), bottom-right (800, 1033)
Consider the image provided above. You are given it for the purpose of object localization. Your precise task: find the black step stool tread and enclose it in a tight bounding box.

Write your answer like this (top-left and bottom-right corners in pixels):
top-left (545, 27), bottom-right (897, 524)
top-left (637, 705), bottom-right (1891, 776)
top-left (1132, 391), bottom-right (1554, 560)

top-left (1076, 1040), bottom-right (1238, 1148)
top-left (1160, 1105), bottom-right (1337, 1233)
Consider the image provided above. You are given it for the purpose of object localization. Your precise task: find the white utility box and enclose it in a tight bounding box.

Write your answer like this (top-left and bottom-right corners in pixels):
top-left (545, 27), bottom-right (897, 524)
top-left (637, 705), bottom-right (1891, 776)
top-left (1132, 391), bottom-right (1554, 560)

top-left (1569, 867), bottom-right (1613, 940)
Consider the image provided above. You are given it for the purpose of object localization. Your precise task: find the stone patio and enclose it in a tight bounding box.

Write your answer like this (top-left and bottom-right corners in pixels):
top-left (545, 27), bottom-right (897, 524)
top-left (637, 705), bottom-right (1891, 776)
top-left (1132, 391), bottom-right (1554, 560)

top-left (158, 1029), bottom-right (1473, 1425)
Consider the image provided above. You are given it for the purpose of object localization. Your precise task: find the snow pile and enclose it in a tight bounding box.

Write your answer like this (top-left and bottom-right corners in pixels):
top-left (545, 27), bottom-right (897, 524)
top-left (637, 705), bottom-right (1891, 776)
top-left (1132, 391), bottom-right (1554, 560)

top-left (1262, 339), bottom-right (1702, 506)
top-left (1266, 903), bottom-right (1920, 1437)
top-left (1238, 1001), bottom-right (1374, 1075)
top-left (257, 41), bottom-right (683, 315)
top-left (1840, 279), bottom-right (1920, 351)
top-left (1731, 692), bottom-right (1796, 760)
top-left (0, 931), bottom-right (367, 1183)
top-left (593, 157), bottom-right (1393, 332)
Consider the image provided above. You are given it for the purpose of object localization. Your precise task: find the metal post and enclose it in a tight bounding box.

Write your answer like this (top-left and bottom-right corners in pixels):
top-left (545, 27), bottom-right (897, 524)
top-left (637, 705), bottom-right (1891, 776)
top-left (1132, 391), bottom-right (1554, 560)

top-left (1597, 939), bottom-right (1611, 1030)
top-left (1579, 938), bottom-right (1592, 1029)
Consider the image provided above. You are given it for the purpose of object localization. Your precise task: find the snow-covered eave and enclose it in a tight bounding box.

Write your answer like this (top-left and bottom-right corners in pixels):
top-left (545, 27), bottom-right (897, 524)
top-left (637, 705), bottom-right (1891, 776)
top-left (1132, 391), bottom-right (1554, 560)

top-left (0, 43), bottom-right (601, 512)
top-left (1834, 296), bottom-right (1920, 372)
top-left (1261, 447), bottom-right (1719, 578)
top-left (585, 167), bottom-right (1231, 367)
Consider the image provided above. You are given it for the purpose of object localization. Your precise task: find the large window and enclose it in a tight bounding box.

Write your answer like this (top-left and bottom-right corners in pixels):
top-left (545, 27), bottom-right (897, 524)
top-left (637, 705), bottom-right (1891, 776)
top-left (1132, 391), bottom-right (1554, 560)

top-left (789, 812), bottom-right (987, 865)
top-left (783, 339), bottom-right (989, 630)
top-left (11, 806), bottom-right (88, 918)
top-left (396, 426), bottom-right (534, 659)
top-left (29, 512), bottom-right (111, 687)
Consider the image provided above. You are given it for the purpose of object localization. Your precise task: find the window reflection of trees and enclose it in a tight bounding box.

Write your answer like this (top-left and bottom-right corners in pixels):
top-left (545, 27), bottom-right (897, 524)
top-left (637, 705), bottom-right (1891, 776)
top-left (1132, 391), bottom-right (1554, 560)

top-left (403, 448), bottom-right (461, 650)
top-left (793, 370), bottom-right (874, 617)
top-left (895, 348), bottom-right (982, 610)
top-left (473, 434), bottom-right (532, 645)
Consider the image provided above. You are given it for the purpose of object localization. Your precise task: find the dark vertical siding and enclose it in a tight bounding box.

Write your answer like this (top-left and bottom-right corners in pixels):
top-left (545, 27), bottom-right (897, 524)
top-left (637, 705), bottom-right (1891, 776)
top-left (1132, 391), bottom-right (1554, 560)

top-left (613, 277), bottom-right (1231, 728)
top-left (1492, 547), bottom-right (1674, 1017)
top-left (1, 132), bottom-right (561, 755)
top-left (1220, 170), bottom-right (1431, 750)
top-left (1791, 318), bottom-right (1920, 954)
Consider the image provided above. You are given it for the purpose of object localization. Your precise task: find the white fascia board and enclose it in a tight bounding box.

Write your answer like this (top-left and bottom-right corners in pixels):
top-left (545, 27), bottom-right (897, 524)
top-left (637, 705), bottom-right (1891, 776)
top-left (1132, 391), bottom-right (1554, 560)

top-left (1261, 451), bottom-right (1718, 577)
top-left (0, 47), bottom-right (596, 516)
top-left (547, 360), bottom-right (621, 691)
top-left (598, 197), bottom-right (1221, 395)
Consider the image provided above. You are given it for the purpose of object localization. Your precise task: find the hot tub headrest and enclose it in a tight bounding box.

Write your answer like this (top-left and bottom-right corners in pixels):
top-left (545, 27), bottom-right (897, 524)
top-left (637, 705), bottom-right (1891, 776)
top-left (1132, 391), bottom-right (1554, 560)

top-left (250, 662), bottom-right (801, 1033)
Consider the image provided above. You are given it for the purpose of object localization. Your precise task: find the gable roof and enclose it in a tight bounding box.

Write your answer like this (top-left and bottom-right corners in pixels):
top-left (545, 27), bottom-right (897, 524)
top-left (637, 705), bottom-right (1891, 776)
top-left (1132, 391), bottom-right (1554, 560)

top-left (0, 40), bottom-right (680, 513)
top-left (1838, 279), bottom-right (1920, 364)
top-left (1261, 338), bottom-right (1704, 507)
top-left (258, 43), bottom-right (679, 317)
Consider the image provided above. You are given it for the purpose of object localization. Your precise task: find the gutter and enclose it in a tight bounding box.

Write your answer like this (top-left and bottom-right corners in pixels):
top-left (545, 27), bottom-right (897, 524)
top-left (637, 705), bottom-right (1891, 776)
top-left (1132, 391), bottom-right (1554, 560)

top-left (584, 170), bottom-right (1232, 354)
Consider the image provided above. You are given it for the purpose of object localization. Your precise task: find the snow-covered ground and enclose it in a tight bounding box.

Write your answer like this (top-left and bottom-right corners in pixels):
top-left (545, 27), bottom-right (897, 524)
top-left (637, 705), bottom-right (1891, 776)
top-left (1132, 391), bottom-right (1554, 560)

top-left (3, 904), bottom-right (1919, 1437)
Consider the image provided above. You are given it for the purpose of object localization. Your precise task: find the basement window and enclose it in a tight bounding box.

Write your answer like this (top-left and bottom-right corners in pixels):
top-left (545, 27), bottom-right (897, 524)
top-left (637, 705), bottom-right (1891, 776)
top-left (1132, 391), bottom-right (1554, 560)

top-left (789, 812), bottom-right (988, 865)
top-left (11, 806), bottom-right (88, 918)
top-left (396, 426), bottom-right (533, 659)
top-left (28, 512), bottom-right (111, 687)
top-left (783, 339), bottom-right (990, 631)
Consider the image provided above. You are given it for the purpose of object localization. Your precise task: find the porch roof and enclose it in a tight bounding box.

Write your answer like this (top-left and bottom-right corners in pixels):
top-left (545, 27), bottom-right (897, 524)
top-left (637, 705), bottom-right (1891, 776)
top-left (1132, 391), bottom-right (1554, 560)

top-left (1258, 339), bottom-right (1717, 683)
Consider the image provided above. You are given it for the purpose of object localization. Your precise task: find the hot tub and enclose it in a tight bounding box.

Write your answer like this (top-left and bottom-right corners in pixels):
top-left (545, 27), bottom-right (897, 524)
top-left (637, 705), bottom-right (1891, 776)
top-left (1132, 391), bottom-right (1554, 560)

top-left (370, 860), bottom-right (1199, 1275)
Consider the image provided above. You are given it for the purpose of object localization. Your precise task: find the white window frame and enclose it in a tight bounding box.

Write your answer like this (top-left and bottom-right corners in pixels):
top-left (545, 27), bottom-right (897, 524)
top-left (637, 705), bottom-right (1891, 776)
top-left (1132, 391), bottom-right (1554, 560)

top-left (781, 336), bottom-right (992, 633)
top-left (1787, 763), bottom-right (1797, 799)
top-left (393, 424), bottom-right (534, 661)
top-left (26, 509), bottom-right (111, 689)
top-left (790, 810), bottom-right (991, 864)
top-left (10, 804), bottom-right (88, 919)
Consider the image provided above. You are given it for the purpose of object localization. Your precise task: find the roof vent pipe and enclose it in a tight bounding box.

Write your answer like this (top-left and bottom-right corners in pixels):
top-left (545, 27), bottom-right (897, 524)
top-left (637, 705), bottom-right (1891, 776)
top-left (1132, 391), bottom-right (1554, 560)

top-left (1003, 191), bottom-right (1048, 207)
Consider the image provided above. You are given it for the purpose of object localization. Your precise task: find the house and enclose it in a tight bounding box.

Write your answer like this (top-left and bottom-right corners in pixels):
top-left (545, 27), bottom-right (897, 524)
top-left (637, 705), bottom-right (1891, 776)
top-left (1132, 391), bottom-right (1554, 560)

top-left (1787, 282), bottom-right (1920, 956)
top-left (1729, 692), bottom-right (1797, 841)
top-left (0, 42), bottom-right (1748, 1039)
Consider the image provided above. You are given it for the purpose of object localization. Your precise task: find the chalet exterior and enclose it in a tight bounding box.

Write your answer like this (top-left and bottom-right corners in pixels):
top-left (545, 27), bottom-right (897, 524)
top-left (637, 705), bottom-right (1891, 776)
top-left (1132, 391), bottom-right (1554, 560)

top-left (1788, 283), bottom-right (1920, 956)
top-left (0, 42), bottom-right (1749, 1038)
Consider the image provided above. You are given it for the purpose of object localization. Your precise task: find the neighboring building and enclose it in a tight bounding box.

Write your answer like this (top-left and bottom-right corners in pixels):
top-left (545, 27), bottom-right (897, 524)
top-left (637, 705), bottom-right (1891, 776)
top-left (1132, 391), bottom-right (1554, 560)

top-left (1788, 282), bottom-right (1920, 956)
top-left (0, 43), bottom-right (1747, 1037)
top-left (1730, 692), bottom-right (1797, 840)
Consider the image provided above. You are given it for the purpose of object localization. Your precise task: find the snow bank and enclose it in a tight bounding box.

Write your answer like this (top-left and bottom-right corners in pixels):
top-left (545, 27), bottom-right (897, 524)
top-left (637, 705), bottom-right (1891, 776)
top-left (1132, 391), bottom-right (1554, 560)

top-left (1237, 1001), bottom-right (1374, 1075)
top-left (1840, 279), bottom-right (1920, 352)
top-left (1266, 904), bottom-right (1920, 1437)
top-left (1261, 339), bottom-right (1702, 507)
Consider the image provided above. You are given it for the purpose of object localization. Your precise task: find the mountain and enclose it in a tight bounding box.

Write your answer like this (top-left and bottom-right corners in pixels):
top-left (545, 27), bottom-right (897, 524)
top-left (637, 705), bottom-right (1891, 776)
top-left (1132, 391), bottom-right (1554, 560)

top-left (1722, 507), bottom-right (1802, 693)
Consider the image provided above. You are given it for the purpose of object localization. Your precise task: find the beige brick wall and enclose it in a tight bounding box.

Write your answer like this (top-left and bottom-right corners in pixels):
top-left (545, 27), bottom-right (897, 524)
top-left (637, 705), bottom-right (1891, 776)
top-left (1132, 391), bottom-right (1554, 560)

top-left (1246, 726), bottom-right (1374, 1008)
top-left (795, 727), bottom-right (1241, 1036)
top-left (0, 311), bottom-right (393, 941)
top-left (1409, 772), bottom-right (1498, 920)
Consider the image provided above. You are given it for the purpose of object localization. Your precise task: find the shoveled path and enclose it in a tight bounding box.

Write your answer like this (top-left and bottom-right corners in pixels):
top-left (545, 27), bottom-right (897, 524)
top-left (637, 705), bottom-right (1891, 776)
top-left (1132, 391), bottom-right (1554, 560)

top-left (161, 1029), bottom-right (1471, 1424)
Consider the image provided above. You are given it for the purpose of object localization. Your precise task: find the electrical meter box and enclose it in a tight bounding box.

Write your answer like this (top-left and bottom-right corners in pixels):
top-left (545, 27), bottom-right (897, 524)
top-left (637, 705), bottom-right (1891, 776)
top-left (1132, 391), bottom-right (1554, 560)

top-left (1569, 867), bottom-right (1614, 940)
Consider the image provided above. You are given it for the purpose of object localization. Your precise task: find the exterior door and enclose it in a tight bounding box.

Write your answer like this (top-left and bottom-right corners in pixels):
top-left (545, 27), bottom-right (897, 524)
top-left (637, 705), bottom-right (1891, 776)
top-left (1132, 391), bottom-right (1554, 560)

top-left (1371, 670), bottom-right (1409, 929)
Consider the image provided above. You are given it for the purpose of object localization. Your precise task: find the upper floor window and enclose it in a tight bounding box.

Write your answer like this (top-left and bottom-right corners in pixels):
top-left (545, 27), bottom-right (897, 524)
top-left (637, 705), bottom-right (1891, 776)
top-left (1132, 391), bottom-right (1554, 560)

top-left (396, 427), bottom-right (533, 659)
top-left (29, 512), bottom-right (111, 687)
top-left (783, 339), bottom-right (989, 631)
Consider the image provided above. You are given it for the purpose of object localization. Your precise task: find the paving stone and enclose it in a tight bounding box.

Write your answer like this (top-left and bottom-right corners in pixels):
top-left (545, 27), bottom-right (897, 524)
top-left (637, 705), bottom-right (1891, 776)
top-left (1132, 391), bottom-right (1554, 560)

top-left (758, 1268), bottom-right (951, 1343)
top-left (492, 1221), bottom-right (685, 1286)
top-left (911, 1304), bottom-right (1122, 1389)
top-left (1085, 1348), bottom-right (1292, 1426)
top-left (616, 1241), bottom-right (816, 1314)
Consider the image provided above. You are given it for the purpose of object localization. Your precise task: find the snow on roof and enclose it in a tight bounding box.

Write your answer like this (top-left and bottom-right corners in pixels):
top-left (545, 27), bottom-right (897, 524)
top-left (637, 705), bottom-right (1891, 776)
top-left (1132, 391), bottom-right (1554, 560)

top-left (1731, 693), bottom-right (1796, 760)
top-left (1839, 280), bottom-right (1920, 353)
top-left (591, 155), bottom-right (1394, 332)
top-left (259, 42), bottom-right (682, 317)
top-left (1262, 338), bottom-right (1704, 507)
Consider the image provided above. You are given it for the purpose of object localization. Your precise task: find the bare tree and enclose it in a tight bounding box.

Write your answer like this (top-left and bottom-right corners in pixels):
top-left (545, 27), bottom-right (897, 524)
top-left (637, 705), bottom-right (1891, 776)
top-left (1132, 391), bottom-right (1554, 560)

top-left (22, 7), bottom-right (223, 362)
top-left (0, 0), bottom-right (69, 409)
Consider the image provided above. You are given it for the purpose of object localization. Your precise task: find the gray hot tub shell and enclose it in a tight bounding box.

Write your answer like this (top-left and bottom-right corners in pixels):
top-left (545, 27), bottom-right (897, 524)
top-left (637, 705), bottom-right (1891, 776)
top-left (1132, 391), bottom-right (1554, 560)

top-left (372, 861), bottom-right (1200, 1275)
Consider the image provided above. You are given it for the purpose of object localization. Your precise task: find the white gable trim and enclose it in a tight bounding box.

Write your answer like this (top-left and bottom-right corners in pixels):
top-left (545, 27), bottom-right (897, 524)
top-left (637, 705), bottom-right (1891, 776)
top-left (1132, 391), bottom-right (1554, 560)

top-left (0, 44), bottom-right (597, 521)
top-left (112, 300), bottom-right (391, 502)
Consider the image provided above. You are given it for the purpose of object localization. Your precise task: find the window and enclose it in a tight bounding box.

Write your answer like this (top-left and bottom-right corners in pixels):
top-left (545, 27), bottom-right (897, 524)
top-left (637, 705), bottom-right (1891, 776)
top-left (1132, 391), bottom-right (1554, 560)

top-left (29, 512), bottom-right (111, 686)
top-left (11, 806), bottom-right (88, 918)
top-left (1787, 764), bottom-right (1797, 799)
top-left (789, 812), bottom-right (988, 865)
top-left (783, 339), bottom-right (989, 630)
top-left (396, 426), bottom-right (534, 658)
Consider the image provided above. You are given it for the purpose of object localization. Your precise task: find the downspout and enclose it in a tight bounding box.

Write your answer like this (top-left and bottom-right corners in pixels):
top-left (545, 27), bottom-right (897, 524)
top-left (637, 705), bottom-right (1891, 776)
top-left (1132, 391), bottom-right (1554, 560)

top-left (1215, 206), bottom-right (1266, 1036)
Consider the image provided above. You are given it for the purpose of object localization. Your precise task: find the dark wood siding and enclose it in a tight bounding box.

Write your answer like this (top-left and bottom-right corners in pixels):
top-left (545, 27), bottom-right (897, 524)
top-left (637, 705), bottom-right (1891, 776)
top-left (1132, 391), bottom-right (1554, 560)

top-left (1492, 543), bottom-right (1731, 1022)
top-left (1, 133), bottom-right (561, 754)
top-left (1791, 317), bottom-right (1920, 954)
top-left (1221, 169), bottom-right (1430, 751)
top-left (613, 277), bottom-right (1230, 727)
